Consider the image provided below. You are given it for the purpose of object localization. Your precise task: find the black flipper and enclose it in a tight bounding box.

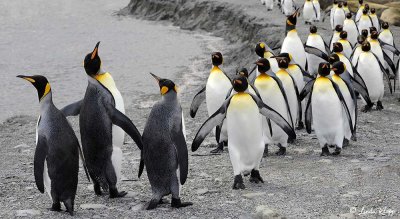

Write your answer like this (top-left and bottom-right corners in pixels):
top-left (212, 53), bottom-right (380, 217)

top-left (77, 142), bottom-right (90, 182)
top-left (215, 125), bottom-right (221, 144)
top-left (192, 97), bottom-right (232, 152)
top-left (348, 72), bottom-right (373, 106)
top-left (383, 50), bottom-right (397, 75)
top-left (61, 100), bottom-right (82, 117)
top-left (312, 3), bottom-right (318, 19)
top-left (225, 87), bottom-right (234, 99)
top-left (304, 45), bottom-right (329, 61)
top-left (109, 107), bottom-right (143, 150)
top-left (249, 93), bottom-right (296, 140)
top-left (329, 78), bottom-right (354, 135)
top-left (379, 39), bottom-right (400, 56)
top-left (352, 67), bottom-right (368, 91)
top-left (138, 150), bottom-right (144, 178)
top-left (287, 73), bottom-right (302, 126)
top-left (339, 74), bottom-right (358, 137)
top-left (172, 110), bottom-right (189, 185)
top-left (249, 84), bottom-right (262, 99)
top-left (305, 88), bottom-right (313, 134)
top-left (295, 64), bottom-right (314, 79)
top-left (34, 134), bottom-right (48, 193)
top-left (300, 79), bottom-right (316, 101)
top-left (189, 86), bottom-right (206, 118)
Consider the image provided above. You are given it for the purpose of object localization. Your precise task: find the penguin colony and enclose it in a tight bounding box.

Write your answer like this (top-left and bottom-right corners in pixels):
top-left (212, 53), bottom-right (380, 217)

top-left (17, 0), bottom-right (399, 215)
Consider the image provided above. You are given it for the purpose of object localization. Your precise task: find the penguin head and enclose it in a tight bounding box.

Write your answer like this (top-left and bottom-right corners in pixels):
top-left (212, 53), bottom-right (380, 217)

top-left (370, 8), bottom-right (376, 14)
top-left (255, 58), bottom-right (271, 73)
top-left (273, 53), bottom-right (292, 62)
top-left (343, 1), bottom-right (348, 7)
top-left (357, 35), bottom-right (366, 44)
top-left (382, 22), bottom-right (389, 30)
top-left (370, 31), bottom-right (379, 40)
top-left (361, 29), bottom-right (368, 37)
top-left (362, 8), bottom-right (368, 15)
top-left (211, 52), bottom-right (223, 66)
top-left (232, 75), bottom-right (248, 93)
top-left (331, 61), bottom-right (346, 75)
top-left (84, 42), bottom-right (101, 76)
top-left (359, 0), bottom-right (363, 5)
top-left (361, 42), bottom-right (371, 52)
top-left (338, 2), bottom-right (343, 8)
top-left (346, 13), bottom-right (352, 19)
top-left (335, 25), bottom-right (343, 33)
top-left (318, 63), bottom-right (331, 77)
top-left (369, 26), bottom-right (377, 33)
top-left (340, 31), bottom-right (348, 40)
top-left (365, 4), bottom-right (369, 11)
top-left (255, 42), bottom-right (266, 58)
top-left (333, 0), bottom-right (338, 5)
top-left (329, 54), bottom-right (340, 64)
top-left (286, 9), bottom-right (299, 31)
top-left (310, 25), bottom-right (318, 34)
top-left (277, 58), bottom-right (289, 69)
top-left (237, 67), bottom-right (249, 78)
top-left (333, 42), bottom-right (344, 53)
top-left (17, 75), bottom-right (51, 101)
top-left (150, 73), bottom-right (178, 95)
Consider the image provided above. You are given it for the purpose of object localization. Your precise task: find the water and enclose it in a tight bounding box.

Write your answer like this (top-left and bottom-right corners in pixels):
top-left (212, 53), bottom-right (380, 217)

top-left (0, 0), bottom-right (222, 122)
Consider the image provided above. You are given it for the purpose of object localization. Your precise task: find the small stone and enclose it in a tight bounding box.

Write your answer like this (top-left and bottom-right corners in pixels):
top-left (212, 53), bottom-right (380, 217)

top-left (318, 159), bottom-right (332, 164)
top-left (243, 192), bottom-right (266, 199)
top-left (350, 159), bottom-right (360, 163)
top-left (342, 194), bottom-right (353, 198)
top-left (16, 209), bottom-right (41, 217)
top-left (375, 157), bottom-right (391, 162)
top-left (254, 205), bottom-right (282, 219)
top-left (130, 203), bottom-right (145, 211)
top-left (80, 204), bottom-right (107, 210)
top-left (293, 148), bottom-right (308, 154)
top-left (24, 186), bottom-right (34, 190)
top-left (14, 144), bottom-right (30, 149)
top-left (196, 188), bottom-right (209, 195)
top-left (123, 191), bottom-right (137, 198)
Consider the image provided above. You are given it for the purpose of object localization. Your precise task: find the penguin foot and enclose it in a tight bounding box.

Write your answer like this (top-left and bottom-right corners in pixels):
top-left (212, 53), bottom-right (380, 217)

top-left (342, 139), bottom-right (350, 148)
top-left (263, 145), bottom-right (269, 158)
top-left (296, 121), bottom-right (304, 130)
top-left (351, 135), bottom-right (357, 142)
top-left (328, 144), bottom-right (335, 148)
top-left (49, 203), bottom-right (61, 212)
top-left (376, 101), bottom-right (384, 110)
top-left (146, 199), bottom-right (160, 210)
top-left (109, 189), bottom-right (128, 198)
top-left (249, 170), bottom-right (264, 184)
top-left (232, 175), bottom-right (245, 190)
top-left (362, 104), bottom-right (373, 112)
top-left (64, 199), bottom-right (74, 216)
top-left (287, 138), bottom-right (295, 144)
top-left (331, 147), bottom-right (341, 156)
top-left (320, 146), bottom-right (330, 156)
top-left (210, 142), bottom-right (224, 154)
top-left (171, 198), bottom-right (193, 208)
top-left (94, 183), bottom-right (102, 196)
top-left (275, 147), bottom-right (286, 156)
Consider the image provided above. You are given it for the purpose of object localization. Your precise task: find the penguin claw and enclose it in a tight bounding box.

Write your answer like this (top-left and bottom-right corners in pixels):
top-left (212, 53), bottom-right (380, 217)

top-left (342, 139), bottom-right (350, 148)
top-left (376, 101), bottom-right (384, 110)
top-left (331, 147), bottom-right (341, 156)
top-left (109, 190), bottom-right (127, 198)
top-left (232, 175), bottom-right (246, 190)
top-left (362, 104), bottom-right (373, 112)
top-left (171, 198), bottom-right (193, 208)
top-left (249, 170), bottom-right (264, 184)
top-left (320, 146), bottom-right (330, 156)
top-left (296, 121), bottom-right (304, 130)
top-left (49, 203), bottom-right (61, 212)
top-left (263, 146), bottom-right (269, 158)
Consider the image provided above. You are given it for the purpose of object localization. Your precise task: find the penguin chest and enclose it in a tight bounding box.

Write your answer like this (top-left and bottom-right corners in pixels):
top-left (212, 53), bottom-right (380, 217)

top-left (303, 3), bottom-right (315, 19)
top-left (255, 76), bottom-right (287, 116)
top-left (370, 42), bottom-right (384, 63)
top-left (282, 31), bottom-right (306, 67)
top-left (227, 94), bottom-right (263, 168)
top-left (312, 78), bottom-right (344, 136)
top-left (288, 66), bottom-right (305, 91)
top-left (379, 31), bottom-right (394, 46)
top-left (307, 35), bottom-right (325, 52)
top-left (206, 71), bottom-right (231, 115)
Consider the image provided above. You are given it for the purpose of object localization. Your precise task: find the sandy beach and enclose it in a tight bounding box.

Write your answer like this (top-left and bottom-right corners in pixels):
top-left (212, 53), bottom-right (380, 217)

top-left (1, 0), bottom-right (400, 218)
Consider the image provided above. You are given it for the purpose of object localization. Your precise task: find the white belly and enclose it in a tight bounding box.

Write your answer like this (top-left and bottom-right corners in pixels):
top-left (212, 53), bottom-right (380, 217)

top-left (282, 32), bottom-right (306, 69)
top-left (344, 20), bottom-right (358, 46)
top-left (351, 47), bottom-right (362, 66)
top-left (43, 160), bottom-right (52, 199)
top-left (379, 32), bottom-right (394, 61)
top-left (227, 98), bottom-right (264, 176)
top-left (313, 2), bottom-right (321, 20)
top-left (338, 54), bottom-right (353, 77)
top-left (333, 77), bottom-right (354, 140)
top-left (277, 73), bottom-right (298, 127)
top-left (303, 4), bottom-right (315, 21)
top-left (333, 9), bottom-right (345, 28)
top-left (357, 53), bottom-right (384, 103)
top-left (312, 85), bottom-right (344, 147)
top-left (358, 18), bottom-right (372, 35)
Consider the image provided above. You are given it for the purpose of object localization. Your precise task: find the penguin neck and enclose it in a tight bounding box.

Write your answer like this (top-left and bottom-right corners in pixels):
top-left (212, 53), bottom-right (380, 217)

top-left (162, 91), bottom-right (178, 103)
top-left (286, 28), bottom-right (297, 36)
top-left (211, 65), bottom-right (222, 73)
top-left (40, 92), bottom-right (54, 112)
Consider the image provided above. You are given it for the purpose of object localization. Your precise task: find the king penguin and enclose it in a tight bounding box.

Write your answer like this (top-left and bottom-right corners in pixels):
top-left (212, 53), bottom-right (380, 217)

top-left (313, 0), bottom-right (321, 22)
top-left (140, 73), bottom-right (192, 210)
top-left (303, 0), bottom-right (317, 25)
top-left (331, 61), bottom-right (357, 147)
top-left (61, 42), bottom-right (144, 198)
top-left (338, 31), bottom-right (353, 58)
top-left (189, 52), bottom-right (231, 154)
top-left (351, 35), bottom-right (367, 66)
top-left (355, 0), bottom-right (365, 23)
top-left (300, 63), bottom-right (353, 156)
top-left (343, 13), bottom-right (359, 47)
top-left (343, 2), bottom-right (350, 15)
top-left (254, 58), bottom-right (293, 157)
top-left (306, 25), bottom-right (329, 76)
top-left (330, 0), bottom-right (339, 30)
top-left (355, 42), bottom-right (392, 111)
top-left (379, 22), bottom-right (395, 63)
top-left (281, 9), bottom-right (307, 70)
top-left (192, 75), bottom-right (295, 189)
top-left (358, 8), bottom-right (372, 35)
top-left (252, 42), bottom-right (278, 82)
top-left (333, 2), bottom-right (346, 30)
top-left (330, 25), bottom-right (343, 52)
top-left (18, 75), bottom-right (88, 215)
top-left (332, 42), bottom-right (354, 77)
top-left (282, 0), bottom-right (296, 16)
top-left (370, 8), bottom-right (380, 32)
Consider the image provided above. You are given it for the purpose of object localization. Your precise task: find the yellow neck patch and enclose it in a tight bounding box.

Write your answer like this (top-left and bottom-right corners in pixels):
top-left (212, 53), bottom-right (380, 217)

top-left (161, 86), bottom-right (169, 95)
top-left (211, 66), bottom-right (222, 74)
top-left (41, 83), bottom-right (51, 101)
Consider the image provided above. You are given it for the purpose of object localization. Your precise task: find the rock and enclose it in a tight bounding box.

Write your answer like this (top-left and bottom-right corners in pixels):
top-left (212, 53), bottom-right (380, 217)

top-left (254, 205), bottom-right (283, 219)
top-left (16, 209), bottom-right (41, 217)
top-left (196, 188), bottom-right (209, 195)
top-left (381, 8), bottom-right (400, 26)
top-left (130, 203), bottom-right (145, 211)
top-left (318, 159), bottom-right (332, 164)
top-left (14, 143), bottom-right (30, 149)
top-left (80, 204), bottom-right (107, 210)
top-left (243, 192), bottom-right (266, 199)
